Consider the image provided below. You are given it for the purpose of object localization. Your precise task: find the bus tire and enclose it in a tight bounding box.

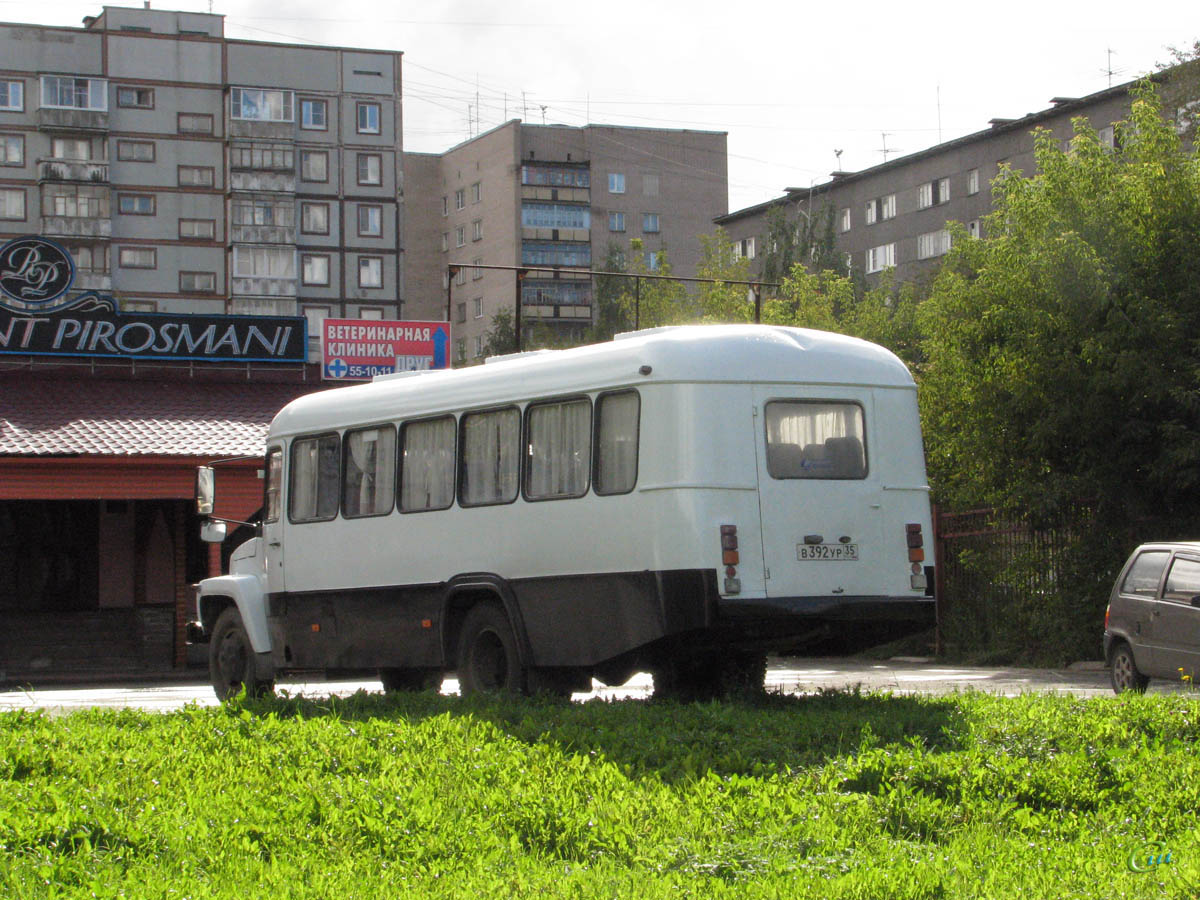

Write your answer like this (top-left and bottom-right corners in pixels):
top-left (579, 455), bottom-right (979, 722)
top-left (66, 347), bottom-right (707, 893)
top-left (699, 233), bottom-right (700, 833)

top-left (380, 667), bottom-right (441, 693)
top-left (456, 603), bottom-right (526, 695)
top-left (209, 607), bottom-right (275, 701)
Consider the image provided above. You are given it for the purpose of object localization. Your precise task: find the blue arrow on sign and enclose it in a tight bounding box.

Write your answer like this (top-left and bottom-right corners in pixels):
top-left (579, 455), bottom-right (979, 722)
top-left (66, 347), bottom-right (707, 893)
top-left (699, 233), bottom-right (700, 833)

top-left (432, 326), bottom-right (449, 369)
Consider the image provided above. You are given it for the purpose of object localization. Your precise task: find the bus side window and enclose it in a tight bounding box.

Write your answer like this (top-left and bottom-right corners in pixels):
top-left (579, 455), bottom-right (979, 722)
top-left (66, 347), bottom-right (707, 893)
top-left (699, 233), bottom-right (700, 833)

top-left (399, 416), bottom-right (456, 513)
top-left (264, 447), bottom-right (283, 523)
top-left (343, 426), bottom-right (396, 518)
top-left (525, 397), bottom-right (591, 501)
top-left (289, 433), bottom-right (341, 522)
top-left (460, 407), bottom-right (520, 507)
top-left (594, 390), bottom-right (639, 495)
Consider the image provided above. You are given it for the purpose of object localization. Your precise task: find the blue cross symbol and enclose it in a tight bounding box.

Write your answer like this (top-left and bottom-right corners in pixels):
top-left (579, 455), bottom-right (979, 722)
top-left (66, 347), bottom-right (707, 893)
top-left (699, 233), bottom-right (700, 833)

top-left (327, 358), bottom-right (349, 378)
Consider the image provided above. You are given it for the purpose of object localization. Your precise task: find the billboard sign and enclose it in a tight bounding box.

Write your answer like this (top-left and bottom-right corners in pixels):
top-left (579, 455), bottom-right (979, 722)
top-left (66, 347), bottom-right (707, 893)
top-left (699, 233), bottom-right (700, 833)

top-left (322, 318), bottom-right (450, 381)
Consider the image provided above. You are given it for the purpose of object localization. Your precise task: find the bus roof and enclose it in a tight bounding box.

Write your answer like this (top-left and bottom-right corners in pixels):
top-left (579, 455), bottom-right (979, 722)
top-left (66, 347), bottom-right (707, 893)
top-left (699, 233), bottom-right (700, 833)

top-left (269, 325), bottom-right (915, 437)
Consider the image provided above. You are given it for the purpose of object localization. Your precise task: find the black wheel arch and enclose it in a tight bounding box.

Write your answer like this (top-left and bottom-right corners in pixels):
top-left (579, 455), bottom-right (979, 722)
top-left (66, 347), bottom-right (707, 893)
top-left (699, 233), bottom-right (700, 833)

top-left (440, 574), bottom-right (533, 669)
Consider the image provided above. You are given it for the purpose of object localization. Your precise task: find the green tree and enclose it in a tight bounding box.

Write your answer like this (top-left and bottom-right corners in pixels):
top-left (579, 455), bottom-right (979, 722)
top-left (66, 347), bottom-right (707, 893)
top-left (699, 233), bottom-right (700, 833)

top-left (590, 241), bottom-right (633, 341)
top-left (694, 229), bottom-right (755, 322)
top-left (479, 305), bottom-right (517, 360)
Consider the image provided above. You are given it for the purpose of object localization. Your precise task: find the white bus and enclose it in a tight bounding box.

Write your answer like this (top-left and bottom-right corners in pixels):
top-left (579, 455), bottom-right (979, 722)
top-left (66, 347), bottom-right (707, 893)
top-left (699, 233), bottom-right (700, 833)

top-left (192, 325), bottom-right (936, 700)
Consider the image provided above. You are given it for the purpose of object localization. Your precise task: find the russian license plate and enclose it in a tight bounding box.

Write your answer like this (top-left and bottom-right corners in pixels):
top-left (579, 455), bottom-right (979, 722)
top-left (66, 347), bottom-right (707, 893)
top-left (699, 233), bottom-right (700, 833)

top-left (797, 543), bottom-right (859, 561)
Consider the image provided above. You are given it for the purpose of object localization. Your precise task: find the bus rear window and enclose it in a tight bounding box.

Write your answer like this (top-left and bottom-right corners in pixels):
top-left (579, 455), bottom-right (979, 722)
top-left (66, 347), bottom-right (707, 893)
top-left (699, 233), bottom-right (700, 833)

top-left (765, 400), bottom-right (866, 480)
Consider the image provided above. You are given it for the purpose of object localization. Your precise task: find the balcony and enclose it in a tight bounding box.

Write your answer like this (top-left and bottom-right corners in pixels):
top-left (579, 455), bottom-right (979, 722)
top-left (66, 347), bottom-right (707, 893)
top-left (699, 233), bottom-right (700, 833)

top-left (230, 224), bottom-right (296, 245)
top-left (72, 272), bottom-right (112, 293)
top-left (38, 159), bottom-right (109, 184)
top-left (229, 121), bottom-right (294, 141)
top-left (522, 304), bottom-right (592, 321)
top-left (38, 108), bottom-right (108, 133)
top-left (230, 171), bottom-right (295, 193)
top-left (41, 216), bottom-right (112, 239)
top-left (231, 276), bottom-right (297, 298)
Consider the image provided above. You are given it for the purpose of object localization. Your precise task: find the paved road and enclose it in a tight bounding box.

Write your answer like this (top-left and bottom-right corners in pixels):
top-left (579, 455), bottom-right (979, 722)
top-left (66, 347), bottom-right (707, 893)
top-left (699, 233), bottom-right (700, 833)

top-left (2, 656), bottom-right (1188, 713)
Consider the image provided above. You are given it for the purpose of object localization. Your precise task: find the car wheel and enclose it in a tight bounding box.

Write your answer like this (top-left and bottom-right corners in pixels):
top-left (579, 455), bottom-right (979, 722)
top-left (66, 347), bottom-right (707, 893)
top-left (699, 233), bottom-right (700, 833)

top-left (1110, 642), bottom-right (1150, 695)
top-left (209, 607), bottom-right (275, 701)
top-left (456, 604), bottom-right (525, 695)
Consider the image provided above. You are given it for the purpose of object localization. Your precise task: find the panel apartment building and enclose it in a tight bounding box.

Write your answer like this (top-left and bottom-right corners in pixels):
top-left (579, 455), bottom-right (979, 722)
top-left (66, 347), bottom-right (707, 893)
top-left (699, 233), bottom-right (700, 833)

top-left (0, 5), bottom-right (401, 683)
top-left (405, 121), bottom-right (729, 362)
top-left (715, 79), bottom-right (1146, 285)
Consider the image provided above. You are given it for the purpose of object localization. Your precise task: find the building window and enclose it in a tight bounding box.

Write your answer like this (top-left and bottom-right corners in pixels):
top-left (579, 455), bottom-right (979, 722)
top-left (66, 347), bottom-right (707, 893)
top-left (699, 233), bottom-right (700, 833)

top-left (116, 86), bottom-right (153, 109)
top-left (609, 211), bottom-right (625, 232)
top-left (117, 193), bottom-right (155, 215)
top-left (472, 219), bottom-right (483, 241)
top-left (230, 144), bottom-right (292, 170)
top-left (301, 202), bottom-right (330, 235)
top-left (118, 247), bottom-right (156, 269)
top-left (522, 202), bottom-right (590, 230)
top-left (179, 218), bottom-right (215, 239)
top-left (301, 253), bottom-right (330, 286)
top-left (967, 168), bottom-right (980, 195)
top-left (0, 135), bottom-right (23, 166)
top-left (441, 233), bottom-right (449, 253)
top-left (180, 271), bottom-right (216, 293)
top-left (177, 113), bottom-right (213, 134)
top-left (967, 219), bottom-right (981, 239)
top-left (67, 244), bottom-right (108, 274)
top-left (471, 181), bottom-right (481, 204)
top-left (454, 266), bottom-right (466, 286)
top-left (917, 229), bottom-right (952, 260)
top-left (43, 185), bottom-right (107, 218)
top-left (441, 196), bottom-right (448, 216)
top-left (455, 188), bottom-right (465, 211)
top-left (643, 174), bottom-right (659, 196)
top-left (474, 335), bottom-right (483, 358)
top-left (733, 237), bottom-right (755, 260)
top-left (356, 101), bottom-right (381, 134)
top-left (0, 80), bottom-right (24, 111)
top-left (474, 297), bottom-right (483, 318)
top-left (472, 258), bottom-right (483, 280)
top-left (300, 98), bottom-right (327, 130)
top-left (455, 338), bottom-right (466, 363)
top-left (41, 76), bottom-right (107, 111)
top-left (357, 153), bottom-right (382, 185)
top-left (51, 138), bottom-right (95, 160)
top-left (117, 140), bottom-right (155, 162)
top-left (642, 213), bottom-right (660, 233)
top-left (455, 225), bottom-right (465, 247)
top-left (121, 300), bottom-right (157, 312)
top-left (233, 246), bottom-right (295, 279)
top-left (0, 188), bottom-right (25, 220)
top-left (178, 166), bottom-right (215, 187)
top-left (521, 164), bottom-right (590, 188)
top-left (645, 250), bottom-right (661, 271)
top-left (358, 256), bottom-right (383, 288)
top-left (232, 198), bottom-right (293, 227)
top-left (608, 172), bottom-right (625, 194)
top-left (456, 302), bottom-right (466, 324)
top-left (866, 196), bottom-right (894, 224)
top-left (521, 241), bottom-right (591, 267)
top-left (918, 177), bottom-right (950, 209)
top-left (300, 150), bottom-right (328, 183)
top-left (839, 207), bottom-right (851, 233)
top-left (357, 205), bottom-right (382, 236)
top-left (1098, 125), bottom-right (1116, 149)
top-left (230, 87), bottom-right (294, 122)
top-left (865, 243), bottom-right (895, 274)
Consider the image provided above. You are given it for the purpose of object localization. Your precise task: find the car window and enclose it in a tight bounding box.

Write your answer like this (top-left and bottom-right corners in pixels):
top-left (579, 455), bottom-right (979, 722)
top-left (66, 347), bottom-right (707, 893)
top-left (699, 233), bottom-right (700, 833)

top-left (1120, 550), bottom-right (1169, 596)
top-left (1163, 556), bottom-right (1200, 600)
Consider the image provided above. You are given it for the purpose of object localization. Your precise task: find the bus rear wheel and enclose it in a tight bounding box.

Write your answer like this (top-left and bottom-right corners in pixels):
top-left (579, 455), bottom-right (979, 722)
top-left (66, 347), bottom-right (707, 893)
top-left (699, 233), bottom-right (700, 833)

top-left (209, 607), bottom-right (274, 701)
top-left (457, 604), bottom-right (526, 695)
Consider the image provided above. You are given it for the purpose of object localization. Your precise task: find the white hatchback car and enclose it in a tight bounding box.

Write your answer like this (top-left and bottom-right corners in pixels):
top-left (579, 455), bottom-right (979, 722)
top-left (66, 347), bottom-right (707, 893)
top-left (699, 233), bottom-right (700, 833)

top-left (1104, 542), bottom-right (1200, 693)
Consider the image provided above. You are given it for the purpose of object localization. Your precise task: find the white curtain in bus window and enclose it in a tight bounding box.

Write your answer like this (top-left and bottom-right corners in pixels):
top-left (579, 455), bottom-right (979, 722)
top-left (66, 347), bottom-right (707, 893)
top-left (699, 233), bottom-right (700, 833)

top-left (526, 399), bottom-right (591, 499)
top-left (343, 426), bottom-right (396, 517)
top-left (460, 408), bottom-right (520, 506)
top-left (400, 416), bottom-right (456, 512)
top-left (765, 401), bottom-right (866, 479)
top-left (595, 391), bottom-right (640, 494)
top-left (289, 434), bottom-right (341, 521)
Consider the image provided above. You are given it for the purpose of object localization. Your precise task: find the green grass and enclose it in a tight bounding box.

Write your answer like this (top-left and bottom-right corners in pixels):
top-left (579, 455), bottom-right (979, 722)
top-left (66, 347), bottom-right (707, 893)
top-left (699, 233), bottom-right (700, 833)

top-left (2, 688), bottom-right (1199, 899)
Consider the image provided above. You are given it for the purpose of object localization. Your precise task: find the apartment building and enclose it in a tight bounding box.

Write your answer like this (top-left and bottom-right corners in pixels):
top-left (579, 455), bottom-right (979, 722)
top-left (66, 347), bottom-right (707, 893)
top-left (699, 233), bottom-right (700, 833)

top-left (404, 121), bottom-right (729, 362)
top-left (715, 81), bottom-right (1141, 285)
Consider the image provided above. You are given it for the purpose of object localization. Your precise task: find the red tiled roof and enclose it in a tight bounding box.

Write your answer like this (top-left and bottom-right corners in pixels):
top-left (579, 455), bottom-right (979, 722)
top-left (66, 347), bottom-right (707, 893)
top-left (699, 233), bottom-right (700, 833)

top-left (0, 377), bottom-right (328, 457)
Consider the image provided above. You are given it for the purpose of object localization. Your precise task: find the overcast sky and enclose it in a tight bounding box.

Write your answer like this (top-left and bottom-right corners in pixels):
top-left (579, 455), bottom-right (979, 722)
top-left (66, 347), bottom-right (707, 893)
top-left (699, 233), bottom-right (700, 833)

top-left (6, 0), bottom-right (1198, 211)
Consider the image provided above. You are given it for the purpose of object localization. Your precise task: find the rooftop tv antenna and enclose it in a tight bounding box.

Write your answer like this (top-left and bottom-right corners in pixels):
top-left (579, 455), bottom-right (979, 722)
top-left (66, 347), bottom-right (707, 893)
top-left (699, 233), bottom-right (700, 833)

top-left (879, 132), bottom-right (897, 162)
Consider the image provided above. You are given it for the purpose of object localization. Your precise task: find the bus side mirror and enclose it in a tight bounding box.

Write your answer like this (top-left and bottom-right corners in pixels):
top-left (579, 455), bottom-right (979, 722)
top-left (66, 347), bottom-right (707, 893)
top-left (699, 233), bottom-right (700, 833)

top-left (195, 466), bottom-right (215, 516)
top-left (200, 519), bottom-right (227, 543)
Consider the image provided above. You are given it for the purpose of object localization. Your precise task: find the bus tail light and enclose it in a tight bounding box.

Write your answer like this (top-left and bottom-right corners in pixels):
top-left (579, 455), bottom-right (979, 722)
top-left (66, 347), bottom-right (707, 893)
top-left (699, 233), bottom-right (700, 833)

top-left (721, 524), bottom-right (741, 594)
top-left (906, 523), bottom-right (928, 590)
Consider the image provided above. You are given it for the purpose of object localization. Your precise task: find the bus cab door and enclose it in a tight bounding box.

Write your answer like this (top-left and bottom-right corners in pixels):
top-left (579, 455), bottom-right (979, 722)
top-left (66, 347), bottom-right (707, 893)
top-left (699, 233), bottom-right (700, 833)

top-left (752, 389), bottom-right (885, 600)
top-left (262, 445), bottom-right (286, 596)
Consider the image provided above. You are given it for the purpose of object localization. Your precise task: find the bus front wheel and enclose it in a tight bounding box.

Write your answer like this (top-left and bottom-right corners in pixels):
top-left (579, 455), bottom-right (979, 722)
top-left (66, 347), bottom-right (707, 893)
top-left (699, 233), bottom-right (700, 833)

top-left (456, 604), bottom-right (526, 695)
top-left (209, 607), bottom-right (275, 701)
